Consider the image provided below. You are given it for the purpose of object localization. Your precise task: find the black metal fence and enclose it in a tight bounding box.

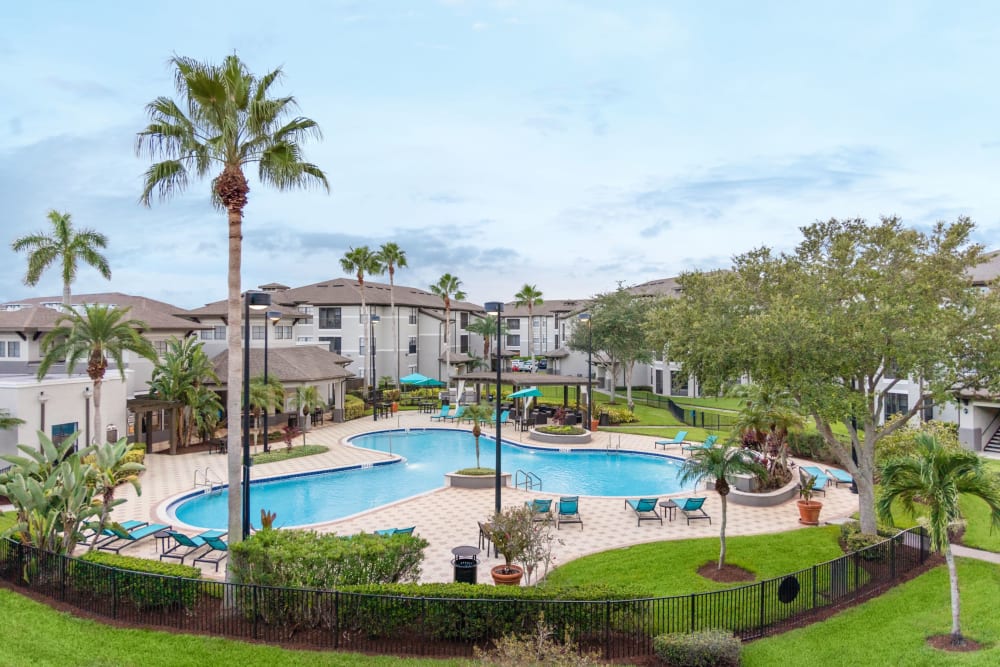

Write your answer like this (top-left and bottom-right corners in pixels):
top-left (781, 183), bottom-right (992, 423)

top-left (0, 527), bottom-right (929, 659)
top-left (667, 398), bottom-right (740, 432)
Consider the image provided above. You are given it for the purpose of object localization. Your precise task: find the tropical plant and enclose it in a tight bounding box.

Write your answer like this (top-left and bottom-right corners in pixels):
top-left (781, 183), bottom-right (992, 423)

top-left (137, 53), bottom-right (328, 543)
top-left (247, 373), bottom-right (284, 451)
top-left (376, 242), bottom-right (407, 388)
top-left (0, 409), bottom-right (25, 431)
top-left (462, 403), bottom-right (493, 469)
top-left (37, 304), bottom-right (157, 445)
top-left (11, 209), bottom-right (111, 307)
top-left (148, 336), bottom-right (220, 453)
top-left (677, 446), bottom-right (765, 569)
top-left (190, 386), bottom-right (223, 445)
top-left (798, 473), bottom-right (819, 502)
top-left (728, 383), bottom-right (803, 489)
top-left (514, 284), bottom-right (544, 366)
top-left (877, 434), bottom-right (1000, 646)
top-left (466, 314), bottom-right (509, 368)
top-left (291, 385), bottom-right (324, 444)
top-left (85, 439), bottom-right (145, 552)
top-left (341, 245), bottom-right (384, 397)
top-left (429, 273), bottom-right (466, 381)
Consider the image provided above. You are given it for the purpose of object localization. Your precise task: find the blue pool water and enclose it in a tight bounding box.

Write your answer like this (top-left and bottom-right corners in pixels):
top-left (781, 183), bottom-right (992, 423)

top-left (170, 429), bottom-right (691, 530)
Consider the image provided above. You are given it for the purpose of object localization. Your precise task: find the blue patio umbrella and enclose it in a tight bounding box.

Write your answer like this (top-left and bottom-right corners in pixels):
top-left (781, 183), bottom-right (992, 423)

top-left (507, 387), bottom-right (543, 399)
top-left (400, 373), bottom-right (430, 384)
top-left (412, 377), bottom-right (446, 387)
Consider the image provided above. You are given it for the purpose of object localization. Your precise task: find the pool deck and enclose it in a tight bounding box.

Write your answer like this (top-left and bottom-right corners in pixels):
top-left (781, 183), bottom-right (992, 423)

top-left (84, 411), bottom-right (861, 583)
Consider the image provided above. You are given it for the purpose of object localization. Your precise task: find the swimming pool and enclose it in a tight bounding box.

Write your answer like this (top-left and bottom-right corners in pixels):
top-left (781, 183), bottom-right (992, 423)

top-left (170, 429), bottom-right (691, 530)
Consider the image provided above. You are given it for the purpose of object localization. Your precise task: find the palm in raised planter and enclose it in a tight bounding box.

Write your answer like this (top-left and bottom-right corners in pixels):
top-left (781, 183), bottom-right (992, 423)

top-left (462, 403), bottom-right (493, 469)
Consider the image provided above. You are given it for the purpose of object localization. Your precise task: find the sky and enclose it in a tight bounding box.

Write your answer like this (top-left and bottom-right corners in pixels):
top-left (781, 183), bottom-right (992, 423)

top-left (2, 1), bottom-right (1000, 309)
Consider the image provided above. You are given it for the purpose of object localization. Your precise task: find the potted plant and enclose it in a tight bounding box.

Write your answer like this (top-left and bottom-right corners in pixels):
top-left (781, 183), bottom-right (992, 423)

top-left (797, 473), bottom-right (823, 525)
top-left (487, 505), bottom-right (534, 585)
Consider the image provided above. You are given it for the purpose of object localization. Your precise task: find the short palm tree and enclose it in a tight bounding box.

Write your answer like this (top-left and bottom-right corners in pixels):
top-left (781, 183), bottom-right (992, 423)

top-left (729, 383), bottom-right (802, 486)
top-left (341, 246), bottom-right (384, 397)
top-left (429, 274), bottom-right (466, 381)
top-left (514, 284), bottom-right (544, 366)
top-left (678, 445), bottom-right (765, 570)
top-left (148, 336), bottom-right (220, 453)
top-left (191, 386), bottom-right (223, 445)
top-left (462, 403), bottom-right (494, 469)
top-left (376, 242), bottom-right (407, 388)
top-left (247, 374), bottom-right (285, 451)
top-left (137, 54), bottom-right (328, 543)
top-left (85, 439), bottom-right (145, 552)
top-left (11, 210), bottom-right (111, 307)
top-left (877, 434), bottom-right (1000, 646)
top-left (292, 385), bottom-right (324, 443)
top-left (37, 304), bottom-right (157, 445)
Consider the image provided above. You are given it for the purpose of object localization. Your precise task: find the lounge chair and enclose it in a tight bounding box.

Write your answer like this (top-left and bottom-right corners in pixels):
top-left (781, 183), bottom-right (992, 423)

top-left (81, 519), bottom-right (148, 547)
top-left (681, 435), bottom-right (718, 454)
top-left (526, 499), bottom-right (553, 523)
top-left (625, 498), bottom-right (662, 526)
top-left (556, 496), bottom-right (583, 530)
top-left (676, 497), bottom-right (712, 525)
top-left (800, 470), bottom-right (828, 496)
top-left (430, 406), bottom-right (452, 421)
top-left (801, 465), bottom-right (825, 479)
top-left (160, 529), bottom-right (226, 564)
top-left (443, 406), bottom-right (466, 423)
top-left (98, 522), bottom-right (170, 554)
top-left (826, 468), bottom-right (854, 488)
top-left (654, 431), bottom-right (688, 449)
top-left (498, 410), bottom-right (510, 426)
top-left (193, 534), bottom-right (229, 571)
top-left (474, 411), bottom-right (497, 425)
top-left (375, 526), bottom-right (416, 536)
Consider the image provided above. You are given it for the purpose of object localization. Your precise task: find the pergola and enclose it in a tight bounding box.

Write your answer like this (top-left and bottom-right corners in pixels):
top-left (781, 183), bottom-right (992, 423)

top-left (457, 372), bottom-right (590, 408)
top-left (126, 397), bottom-right (183, 453)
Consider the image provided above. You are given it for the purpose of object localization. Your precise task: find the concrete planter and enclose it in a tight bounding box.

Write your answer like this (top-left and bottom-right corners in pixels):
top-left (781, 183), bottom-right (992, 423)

top-left (446, 472), bottom-right (512, 489)
top-left (712, 475), bottom-right (801, 507)
top-left (527, 429), bottom-right (593, 445)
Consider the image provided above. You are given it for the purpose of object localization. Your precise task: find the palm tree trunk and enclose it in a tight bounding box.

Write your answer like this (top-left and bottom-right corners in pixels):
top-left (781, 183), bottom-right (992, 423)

top-left (719, 494), bottom-right (728, 569)
top-left (444, 304), bottom-right (451, 382)
top-left (361, 291), bottom-right (369, 398)
top-left (226, 207), bottom-right (243, 545)
top-left (93, 379), bottom-right (103, 447)
top-left (390, 275), bottom-right (399, 389)
top-left (944, 542), bottom-right (964, 644)
top-left (527, 305), bottom-right (534, 365)
top-left (62, 281), bottom-right (71, 309)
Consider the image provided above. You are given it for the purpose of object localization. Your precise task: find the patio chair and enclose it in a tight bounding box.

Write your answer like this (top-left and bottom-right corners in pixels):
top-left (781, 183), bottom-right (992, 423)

top-left (478, 521), bottom-right (495, 557)
top-left (443, 405), bottom-right (466, 423)
top-left (375, 526), bottom-right (416, 536)
top-left (430, 405), bottom-right (452, 421)
top-left (525, 499), bottom-right (553, 523)
top-left (625, 497), bottom-right (663, 526)
top-left (98, 522), bottom-right (170, 554)
top-left (193, 534), bottom-right (229, 571)
top-left (800, 470), bottom-right (828, 496)
top-left (475, 411), bottom-right (497, 426)
top-left (556, 496), bottom-right (583, 530)
top-left (80, 519), bottom-right (149, 547)
top-left (498, 410), bottom-right (511, 426)
top-left (654, 431), bottom-right (688, 449)
top-left (681, 435), bottom-right (718, 454)
top-left (160, 529), bottom-right (226, 564)
top-left (826, 468), bottom-right (854, 488)
top-left (676, 497), bottom-right (712, 525)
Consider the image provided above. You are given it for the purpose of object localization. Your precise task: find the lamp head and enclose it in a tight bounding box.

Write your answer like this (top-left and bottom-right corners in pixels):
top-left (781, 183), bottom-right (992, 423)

top-left (484, 301), bottom-right (504, 314)
top-left (247, 292), bottom-right (271, 310)
top-left (371, 314), bottom-right (381, 324)
top-left (578, 312), bottom-right (591, 324)
top-left (266, 310), bottom-right (282, 323)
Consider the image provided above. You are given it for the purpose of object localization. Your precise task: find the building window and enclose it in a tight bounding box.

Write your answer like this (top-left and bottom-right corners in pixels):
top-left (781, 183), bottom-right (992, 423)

top-left (319, 336), bottom-right (341, 354)
top-left (51, 422), bottom-right (78, 447)
top-left (318, 307), bottom-right (342, 329)
top-left (408, 336), bottom-right (417, 354)
top-left (408, 309), bottom-right (418, 325)
top-left (506, 318), bottom-right (520, 330)
top-left (460, 334), bottom-right (469, 354)
top-left (7, 341), bottom-right (19, 357)
top-left (252, 325), bottom-right (265, 340)
top-left (359, 337), bottom-right (366, 355)
top-left (200, 329), bottom-right (213, 341)
top-left (274, 325), bottom-right (293, 340)
top-left (297, 305), bottom-right (313, 315)
top-left (670, 371), bottom-right (689, 397)
top-left (506, 334), bottom-right (520, 347)
top-left (885, 392), bottom-right (908, 420)
top-left (213, 325), bottom-right (226, 340)
top-left (460, 312), bottom-right (469, 328)
top-left (154, 340), bottom-right (169, 356)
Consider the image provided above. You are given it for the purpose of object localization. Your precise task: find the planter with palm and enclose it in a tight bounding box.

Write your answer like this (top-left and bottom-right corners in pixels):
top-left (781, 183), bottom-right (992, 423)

top-left (138, 54), bottom-right (329, 544)
top-left (462, 403), bottom-right (493, 470)
top-left (376, 243), bottom-right (407, 389)
top-left (797, 473), bottom-right (823, 525)
top-left (430, 274), bottom-right (466, 383)
top-left (514, 284), bottom-right (544, 368)
top-left (729, 384), bottom-right (802, 489)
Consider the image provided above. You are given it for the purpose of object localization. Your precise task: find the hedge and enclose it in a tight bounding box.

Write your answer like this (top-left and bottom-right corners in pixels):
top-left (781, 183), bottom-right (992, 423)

top-left (71, 552), bottom-right (201, 610)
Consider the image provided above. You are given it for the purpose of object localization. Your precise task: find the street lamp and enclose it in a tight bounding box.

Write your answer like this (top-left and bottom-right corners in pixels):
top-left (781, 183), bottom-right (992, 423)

top-left (578, 313), bottom-right (593, 429)
top-left (243, 291), bottom-right (271, 539)
top-left (485, 301), bottom-right (504, 513)
top-left (262, 310), bottom-right (281, 453)
top-left (370, 314), bottom-right (381, 420)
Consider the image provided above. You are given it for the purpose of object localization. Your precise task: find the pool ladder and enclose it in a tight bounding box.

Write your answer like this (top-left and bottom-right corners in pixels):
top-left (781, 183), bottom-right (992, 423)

top-left (607, 434), bottom-right (621, 452)
top-left (515, 469), bottom-right (543, 491)
top-left (194, 466), bottom-right (224, 494)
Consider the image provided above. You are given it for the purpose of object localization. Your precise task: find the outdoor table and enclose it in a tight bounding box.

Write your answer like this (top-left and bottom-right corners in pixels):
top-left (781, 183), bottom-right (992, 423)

top-left (659, 499), bottom-right (679, 522)
top-left (419, 400), bottom-right (437, 414)
top-left (154, 530), bottom-right (173, 553)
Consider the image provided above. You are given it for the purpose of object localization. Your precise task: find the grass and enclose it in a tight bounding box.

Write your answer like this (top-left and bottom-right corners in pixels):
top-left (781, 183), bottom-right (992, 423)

top-left (252, 444), bottom-right (329, 465)
top-left (0, 511), bottom-right (15, 533)
top-left (743, 559), bottom-right (1000, 666)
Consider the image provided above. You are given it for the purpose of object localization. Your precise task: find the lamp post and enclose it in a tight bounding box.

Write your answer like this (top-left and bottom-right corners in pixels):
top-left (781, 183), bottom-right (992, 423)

top-left (485, 301), bottom-right (504, 513)
top-left (578, 313), bottom-right (593, 429)
top-left (370, 314), bottom-right (380, 420)
top-left (243, 291), bottom-right (271, 539)
top-left (262, 310), bottom-right (281, 453)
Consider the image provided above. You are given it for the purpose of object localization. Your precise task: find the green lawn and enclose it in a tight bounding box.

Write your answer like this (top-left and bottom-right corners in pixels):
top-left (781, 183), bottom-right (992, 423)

top-left (252, 444), bottom-right (329, 465)
top-left (744, 559), bottom-right (1000, 666)
top-left (960, 459), bottom-right (1000, 553)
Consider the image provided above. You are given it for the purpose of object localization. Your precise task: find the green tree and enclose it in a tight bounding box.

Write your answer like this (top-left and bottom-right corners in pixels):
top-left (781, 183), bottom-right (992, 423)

top-left (86, 439), bottom-right (145, 552)
top-left (148, 336), bottom-right (220, 453)
top-left (728, 383), bottom-right (803, 488)
top-left (11, 210), bottom-right (111, 308)
top-left (247, 373), bottom-right (284, 451)
top-left (341, 246), bottom-right (384, 397)
top-left (37, 304), bottom-right (157, 446)
top-left (466, 314), bottom-right (509, 368)
top-left (677, 446), bottom-right (765, 569)
top-left (137, 54), bottom-right (328, 543)
top-left (191, 386), bottom-right (223, 444)
top-left (877, 434), bottom-right (1000, 645)
top-left (292, 385), bottom-right (324, 444)
top-left (514, 284), bottom-right (544, 366)
top-left (660, 217), bottom-right (999, 534)
top-left (462, 403), bottom-right (494, 469)
top-left (429, 274), bottom-right (466, 382)
top-left (376, 242), bottom-right (408, 388)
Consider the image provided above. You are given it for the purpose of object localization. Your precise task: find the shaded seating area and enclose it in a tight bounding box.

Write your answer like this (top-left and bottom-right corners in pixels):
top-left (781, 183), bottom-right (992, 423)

top-left (676, 497), bottom-right (712, 525)
top-left (556, 496), bottom-right (583, 530)
top-left (98, 522), bottom-right (171, 554)
top-left (625, 498), bottom-right (663, 526)
top-left (654, 431), bottom-right (688, 449)
top-left (160, 529), bottom-right (227, 565)
top-left (193, 534), bottom-right (229, 571)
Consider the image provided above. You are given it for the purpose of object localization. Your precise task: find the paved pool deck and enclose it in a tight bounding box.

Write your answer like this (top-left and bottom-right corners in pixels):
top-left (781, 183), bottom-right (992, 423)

top-left (86, 410), bottom-right (862, 583)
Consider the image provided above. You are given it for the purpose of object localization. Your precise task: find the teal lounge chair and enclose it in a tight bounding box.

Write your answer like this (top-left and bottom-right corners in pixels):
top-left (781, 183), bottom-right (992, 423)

top-left (498, 410), bottom-right (510, 426)
top-left (801, 465), bottom-right (825, 479)
top-left (82, 519), bottom-right (148, 547)
top-left (826, 467), bottom-right (854, 488)
top-left (193, 534), bottom-right (228, 571)
top-left (556, 496), bottom-right (583, 530)
top-left (430, 406), bottom-right (451, 421)
top-left (625, 498), bottom-right (662, 526)
top-left (800, 470), bottom-right (828, 496)
top-left (526, 499), bottom-right (553, 523)
top-left (98, 522), bottom-right (170, 554)
top-left (654, 431), bottom-right (688, 449)
top-left (375, 526), bottom-right (416, 536)
top-left (475, 411), bottom-right (497, 425)
top-left (676, 497), bottom-right (711, 525)
top-left (443, 406), bottom-right (466, 423)
top-left (681, 435), bottom-right (718, 454)
top-left (160, 529), bottom-right (226, 564)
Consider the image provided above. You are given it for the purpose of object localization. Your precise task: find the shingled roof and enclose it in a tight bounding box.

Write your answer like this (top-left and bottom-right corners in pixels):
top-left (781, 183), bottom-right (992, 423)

top-left (210, 346), bottom-right (354, 384)
top-left (267, 278), bottom-right (484, 312)
top-left (0, 293), bottom-right (210, 331)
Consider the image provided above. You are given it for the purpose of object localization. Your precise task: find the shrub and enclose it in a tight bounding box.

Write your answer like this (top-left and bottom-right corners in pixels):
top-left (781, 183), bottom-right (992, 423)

top-left (875, 416), bottom-right (961, 468)
top-left (599, 407), bottom-right (637, 425)
top-left (839, 520), bottom-right (899, 559)
top-left (474, 613), bottom-right (605, 666)
top-left (122, 449), bottom-right (145, 466)
top-left (653, 629), bottom-right (742, 667)
top-left (537, 425), bottom-right (586, 435)
top-left (344, 394), bottom-right (365, 420)
top-left (71, 552), bottom-right (201, 610)
top-left (786, 432), bottom-right (839, 464)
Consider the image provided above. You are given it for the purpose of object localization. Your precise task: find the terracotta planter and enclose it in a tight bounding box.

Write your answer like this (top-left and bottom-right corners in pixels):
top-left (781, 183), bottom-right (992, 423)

top-left (490, 564), bottom-right (524, 586)
top-left (391, 402), bottom-right (398, 413)
top-left (797, 500), bottom-right (823, 525)
top-left (590, 419), bottom-right (599, 432)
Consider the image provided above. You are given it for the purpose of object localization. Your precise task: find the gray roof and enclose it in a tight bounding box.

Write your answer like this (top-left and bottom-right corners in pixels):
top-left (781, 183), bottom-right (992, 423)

top-left (267, 278), bottom-right (484, 312)
top-left (628, 276), bottom-right (684, 298)
top-left (211, 346), bottom-right (354, 384)
top-left (184, 300), bottom-right (310, 322)
top-left (969, 250), bottom-right (1000, 286)
top-left (0, 293), bottom-right (210, 331)
top-left (499, 299), bottom-right (589, 317)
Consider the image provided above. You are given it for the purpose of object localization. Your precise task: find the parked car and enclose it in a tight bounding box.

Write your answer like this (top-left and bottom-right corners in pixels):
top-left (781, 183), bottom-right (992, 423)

top-left (519, 359), bottom-right (534, 372)
top-left (510, 359), bottom-right (522, 372)
top-left (536, 359), bottom-right (548, 370)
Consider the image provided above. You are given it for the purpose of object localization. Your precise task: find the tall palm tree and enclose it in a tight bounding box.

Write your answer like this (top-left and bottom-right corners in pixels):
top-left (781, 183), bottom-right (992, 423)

top-left (340, 246), bottom-right (384, 397)
top-left (878, 434), bottom-right (1000, 646)
top-left (137, 54), bottom-right (328, 543)
top-left (514, 284), bottom-right (544, 366)
top-left (430, 274), bottom-right (466, 383)
top-left (466, 315), bottom-right (509, 370)
top-left (376, 242), bottom-right (408, 388)
top-left (11, 210), bottom-right (111, 307)
top-left (677, 445), bottom-right (765, 570)
top-left (37, 304), bottom-right (157, 446)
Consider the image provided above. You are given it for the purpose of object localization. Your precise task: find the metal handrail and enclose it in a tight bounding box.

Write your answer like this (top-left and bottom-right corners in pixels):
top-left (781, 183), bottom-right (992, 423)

top-left (514, 469), bottom-right (542, 491)
top-left (194, 466), bottom-right (223, 493)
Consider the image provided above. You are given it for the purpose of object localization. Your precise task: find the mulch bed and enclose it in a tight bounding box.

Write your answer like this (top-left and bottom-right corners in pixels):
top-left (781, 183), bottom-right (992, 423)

top-left (697, 562), bottom-right (756, 583)
top-left (927, 634), bottom-right (983, 651)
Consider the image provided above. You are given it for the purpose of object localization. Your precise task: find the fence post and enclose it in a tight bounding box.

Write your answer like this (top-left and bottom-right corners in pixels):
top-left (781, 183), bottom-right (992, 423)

top-left (60, 554), bottom-right (67, 601)
top-left (811, 565), bottom-right (817, 610)
top-left (252, 584), bottom-right (259, 639)
top-left (111, 567), bottom-right (117, 620)
top-left (333, 590), bottom-right (340, 649)
top-left (890, 535), bottom-right (897, 580)
top-left (604, 600), bottom-right (611, 660)
top-left (852, 553), bottom-right (860, 594)
top-left (758, 581), bottom-right (765, 636)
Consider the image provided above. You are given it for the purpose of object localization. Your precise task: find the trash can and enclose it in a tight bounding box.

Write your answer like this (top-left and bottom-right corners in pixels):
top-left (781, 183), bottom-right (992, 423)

top-left (598, 412), bottom-right (610, 426)
top-left (452, 557), bottom-right (478, 584)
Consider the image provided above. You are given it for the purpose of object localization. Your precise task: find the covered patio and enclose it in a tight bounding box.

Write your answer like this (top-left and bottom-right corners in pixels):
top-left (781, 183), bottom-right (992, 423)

top-left (456, 372), bottom-right (593, 428)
